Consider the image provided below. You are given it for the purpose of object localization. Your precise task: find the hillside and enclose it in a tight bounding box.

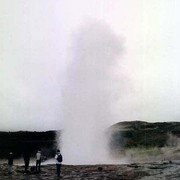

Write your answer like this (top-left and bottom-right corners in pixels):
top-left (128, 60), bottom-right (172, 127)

top-left (109, 121), bottom-right (180, 150)
top-left (0, 131), bottom-right (59, 158)
top-left (0, 121), bottom-right (179, 160)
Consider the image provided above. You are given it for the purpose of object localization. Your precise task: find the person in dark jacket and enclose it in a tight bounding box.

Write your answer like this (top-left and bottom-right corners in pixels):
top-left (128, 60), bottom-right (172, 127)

top-left (8, 152), bottom-right (14, 174)
top-left (55, 149), bottom-right (63, 177)
top-left (23, 150), bottom-right (31, 173)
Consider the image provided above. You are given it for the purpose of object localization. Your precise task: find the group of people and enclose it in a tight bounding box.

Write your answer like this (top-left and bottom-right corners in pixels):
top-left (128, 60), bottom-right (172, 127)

top-left (7, 149), bottom-right (63, 177)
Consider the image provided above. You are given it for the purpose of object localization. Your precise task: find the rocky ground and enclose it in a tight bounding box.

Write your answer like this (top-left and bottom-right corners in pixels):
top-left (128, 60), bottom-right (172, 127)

top-left (0, 160), bottom-right (179, 180)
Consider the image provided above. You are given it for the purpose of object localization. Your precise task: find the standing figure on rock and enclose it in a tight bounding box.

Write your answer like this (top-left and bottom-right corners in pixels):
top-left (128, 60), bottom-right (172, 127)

top-left (55, 149), bottom-right (63, 177)
top-left (36, 149), bottom-right (41, 173)
top-left (7, 152), bottom-right (14, 174)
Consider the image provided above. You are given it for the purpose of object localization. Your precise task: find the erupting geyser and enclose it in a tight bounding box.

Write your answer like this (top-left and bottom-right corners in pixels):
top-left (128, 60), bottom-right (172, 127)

top-left (61, 20), bottom-right (123, 164)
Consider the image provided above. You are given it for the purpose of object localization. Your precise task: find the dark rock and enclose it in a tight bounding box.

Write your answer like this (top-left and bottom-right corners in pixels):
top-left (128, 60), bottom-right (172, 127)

top-left (98, 167), bottom-right (103, 171)
top-left (30, 166), bottom-right (36, 173)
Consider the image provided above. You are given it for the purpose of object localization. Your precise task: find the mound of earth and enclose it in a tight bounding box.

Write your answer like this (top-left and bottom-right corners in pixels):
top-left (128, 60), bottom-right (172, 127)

top-left (109, 121), bottom-right (180, 149)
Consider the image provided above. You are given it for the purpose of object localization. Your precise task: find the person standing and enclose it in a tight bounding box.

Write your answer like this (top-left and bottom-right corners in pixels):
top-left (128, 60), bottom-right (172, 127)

top-left (8, 152), bottom-right (14, 174)
top-left (23, 149), bottom-right (30, 174)
top-left (36, 149), bottom-right (41, 173)
top-left (55, 149), bottom-right (63, 177)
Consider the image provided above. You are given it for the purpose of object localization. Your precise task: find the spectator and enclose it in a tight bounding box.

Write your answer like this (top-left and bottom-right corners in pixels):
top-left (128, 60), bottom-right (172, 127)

top-left (36, 149), bottom-right (41, 173)
top-left (8, 152), bottom-right (14, 174)
top-left (23, 149), bottom-right (31, 174)
top-left (55, 149), bottom-right (63, 177)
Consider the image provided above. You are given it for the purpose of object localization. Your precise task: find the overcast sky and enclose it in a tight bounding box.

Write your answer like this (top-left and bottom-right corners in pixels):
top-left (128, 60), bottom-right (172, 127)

top-left (0, 0), bottom-right (180, 131)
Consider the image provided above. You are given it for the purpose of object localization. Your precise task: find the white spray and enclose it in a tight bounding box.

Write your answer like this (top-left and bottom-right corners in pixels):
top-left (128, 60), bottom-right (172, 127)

top-left (61, 20), bottom-right (123, 164)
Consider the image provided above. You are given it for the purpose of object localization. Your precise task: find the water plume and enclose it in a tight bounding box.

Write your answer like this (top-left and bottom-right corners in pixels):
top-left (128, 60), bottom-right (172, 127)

top-left (61, 20), bottom-right (123, 164)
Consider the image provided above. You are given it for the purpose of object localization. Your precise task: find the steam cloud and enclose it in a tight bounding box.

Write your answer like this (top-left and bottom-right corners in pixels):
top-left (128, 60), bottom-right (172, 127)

top-left (61, 20), bottom-right (123, 164)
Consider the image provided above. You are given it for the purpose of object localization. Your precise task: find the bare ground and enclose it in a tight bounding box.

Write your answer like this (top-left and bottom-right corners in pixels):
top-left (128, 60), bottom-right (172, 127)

top-left (0, 160), bottom-right (180, 180)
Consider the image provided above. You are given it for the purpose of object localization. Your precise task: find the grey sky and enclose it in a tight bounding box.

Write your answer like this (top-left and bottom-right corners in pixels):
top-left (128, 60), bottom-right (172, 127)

top-left (0, 0), bottom-right (180, 131)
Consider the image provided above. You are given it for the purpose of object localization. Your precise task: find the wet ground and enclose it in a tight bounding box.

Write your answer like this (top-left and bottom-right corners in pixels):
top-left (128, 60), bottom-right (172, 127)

top-left (0, 160), bottom-right (179, 179)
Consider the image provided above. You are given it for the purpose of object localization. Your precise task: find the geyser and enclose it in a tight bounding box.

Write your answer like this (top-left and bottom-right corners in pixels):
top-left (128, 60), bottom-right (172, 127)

top-left (61, 20), bottom-right (123, 164)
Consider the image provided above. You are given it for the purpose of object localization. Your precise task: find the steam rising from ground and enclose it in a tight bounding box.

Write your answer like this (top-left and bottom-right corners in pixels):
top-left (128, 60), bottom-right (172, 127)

top-left (61, 21), bottom-right (123, 164)
top-left (110, 133), bottom-right (180, 164)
